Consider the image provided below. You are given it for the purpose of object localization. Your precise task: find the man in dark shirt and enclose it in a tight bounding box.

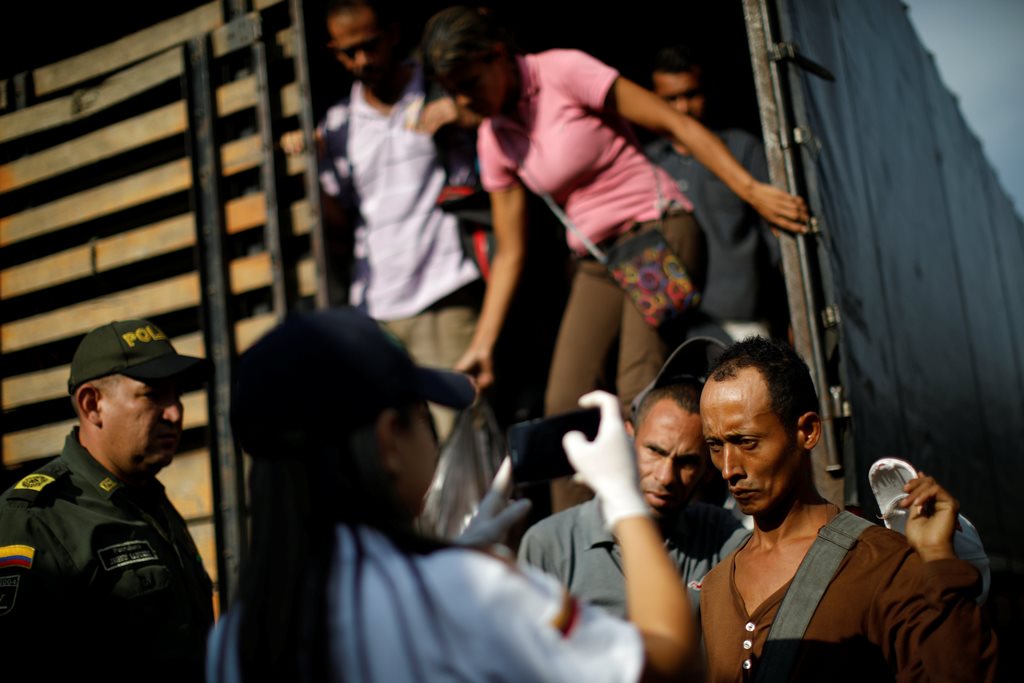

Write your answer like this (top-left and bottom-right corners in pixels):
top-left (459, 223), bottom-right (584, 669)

top-left (646, 44), bottom-right (784, 342)
top-left (0, 319), bottom-right (214, 682)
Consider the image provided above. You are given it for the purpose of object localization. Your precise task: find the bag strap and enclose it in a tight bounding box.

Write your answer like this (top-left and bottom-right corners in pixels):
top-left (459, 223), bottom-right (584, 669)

top-left (752, 511), bottom-right (874, 683)
top-left (519, 166), bottom-right (608, 263)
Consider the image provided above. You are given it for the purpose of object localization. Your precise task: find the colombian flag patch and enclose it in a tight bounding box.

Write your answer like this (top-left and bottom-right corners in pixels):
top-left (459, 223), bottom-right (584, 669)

top-left (0, 545), bottom-right (35, 569)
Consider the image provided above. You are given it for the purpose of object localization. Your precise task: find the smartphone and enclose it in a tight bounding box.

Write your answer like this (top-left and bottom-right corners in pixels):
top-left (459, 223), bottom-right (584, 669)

top-left (507, 407), bottom-right (601, 485)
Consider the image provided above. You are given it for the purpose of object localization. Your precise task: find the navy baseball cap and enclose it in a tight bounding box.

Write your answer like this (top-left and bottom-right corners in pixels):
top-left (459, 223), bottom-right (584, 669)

top-left (68, 319), bottom-right (209, 394)
top-left (630, 336), bottom-right (727, 418)
top-left (232, 308), bottom-right (476, 456)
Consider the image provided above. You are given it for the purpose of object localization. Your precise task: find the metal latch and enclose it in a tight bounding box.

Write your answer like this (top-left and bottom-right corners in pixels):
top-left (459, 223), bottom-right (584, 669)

top-left (821, 305), bottom-right (840, 329)
top-left (770, 42), bottom-right (835, 81)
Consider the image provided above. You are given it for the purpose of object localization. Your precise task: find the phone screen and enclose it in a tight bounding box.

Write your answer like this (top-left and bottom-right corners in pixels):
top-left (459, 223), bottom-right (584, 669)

top-left (507, 407), bottom-right (601, 484)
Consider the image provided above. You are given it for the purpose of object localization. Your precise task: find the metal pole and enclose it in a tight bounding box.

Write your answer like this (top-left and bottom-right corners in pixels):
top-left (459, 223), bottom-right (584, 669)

top-left (184, 36), bottom-right (247, 610)
top-left (743, 0), bottom-right (844, 503)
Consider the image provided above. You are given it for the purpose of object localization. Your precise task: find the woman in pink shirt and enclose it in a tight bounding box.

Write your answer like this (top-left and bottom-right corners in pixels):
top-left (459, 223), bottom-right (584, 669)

top-left (423, 6), bottom-right (807, 510)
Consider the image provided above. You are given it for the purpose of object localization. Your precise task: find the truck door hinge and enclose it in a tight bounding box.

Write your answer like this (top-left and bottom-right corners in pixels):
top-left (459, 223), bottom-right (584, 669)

top-left (770, 42), bottom-right (835, 81)
top-left (821, 305), bottom-right (840, 329)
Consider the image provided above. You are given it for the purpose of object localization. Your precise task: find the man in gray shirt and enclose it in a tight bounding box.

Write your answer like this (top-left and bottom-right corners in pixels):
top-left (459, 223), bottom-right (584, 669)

top-left (518, 338), bottom-right (750, 616)
top-left (645, 45), bottom-right (784, 343)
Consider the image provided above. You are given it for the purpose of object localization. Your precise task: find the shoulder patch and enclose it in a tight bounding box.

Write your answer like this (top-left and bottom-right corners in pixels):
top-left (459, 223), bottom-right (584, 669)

top-left (0, 545), bottom-right (35, 570)
top-left (15, 474), bottom-right (55, 492)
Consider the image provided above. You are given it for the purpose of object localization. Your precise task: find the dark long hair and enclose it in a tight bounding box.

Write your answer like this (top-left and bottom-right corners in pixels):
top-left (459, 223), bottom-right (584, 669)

top-left (237, 405), bottom-right (446, 681)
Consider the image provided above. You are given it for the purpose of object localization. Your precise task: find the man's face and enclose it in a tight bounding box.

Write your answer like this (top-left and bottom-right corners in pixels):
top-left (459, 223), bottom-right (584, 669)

top-left (652, 69), bottom-right (706, 120)
top-left (326, 6), bottom-right (398, 86)
top-left (631, 397), bottom-right (709, 519)
top-left (700, 367), bottom-right (807, 517)
top-left (95, 375), bottom-right (183, 483)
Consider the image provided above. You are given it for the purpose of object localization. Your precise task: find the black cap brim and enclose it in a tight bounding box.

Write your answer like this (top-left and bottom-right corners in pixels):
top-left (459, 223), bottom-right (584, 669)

top-left (630, 336), bottom-right (727, 418)
top-left (413, 366), bottom-right (476, 410)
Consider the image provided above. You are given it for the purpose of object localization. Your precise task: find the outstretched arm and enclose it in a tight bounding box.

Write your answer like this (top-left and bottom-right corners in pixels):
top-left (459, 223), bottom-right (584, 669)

top-left (564, 391), bottom-right (701, 682)
top-left (611, 77), bottom-right (809, 234)
top-left (454, 185), bottom-right (527, 389)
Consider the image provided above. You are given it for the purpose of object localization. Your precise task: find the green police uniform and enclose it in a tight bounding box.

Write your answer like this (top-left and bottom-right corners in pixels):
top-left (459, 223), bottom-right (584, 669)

top-left (0, 429), bottom-right (214, 681)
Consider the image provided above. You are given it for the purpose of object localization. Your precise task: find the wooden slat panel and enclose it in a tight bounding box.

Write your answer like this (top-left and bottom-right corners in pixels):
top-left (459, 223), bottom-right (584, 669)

top-left (2, 215), bottom-right (194, 299)
top-left (159, 448), bottom-right (213, 519)
top-left (33, 3), bottom-right (222, 97)
top-left (0, 158), bottom-right (191, 247)
top-left (2, 391), bottom-right (208, 465)
top-left (297, 256), bottom-right (316, 296)
top-left (2, 331), bottom-right (205, 410)
top-left (1, 134), bottom-right (268, 248)
top-left (277, 27), bottom-right (296, 59)
top-left (2, 253), bottom-right (273, 353)
top-left (0, 48), bottom-right (183, 144)
top-left (2, 192), bottom-right (270, 301)
top-left (0, 102), bottom-right (186, 193)
top-left (1, 79), bottom-right (7, 111)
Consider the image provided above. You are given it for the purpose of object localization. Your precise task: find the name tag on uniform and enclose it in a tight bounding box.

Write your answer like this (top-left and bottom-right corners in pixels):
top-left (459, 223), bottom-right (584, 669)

top-left (97, 540), bottom-right (158, 571)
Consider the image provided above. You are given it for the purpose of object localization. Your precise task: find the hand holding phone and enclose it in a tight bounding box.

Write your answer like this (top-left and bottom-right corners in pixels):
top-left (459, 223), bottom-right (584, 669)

top-left (562, 391), bottom-right (648, 529)
top-left (507, 407), bottom-right (601, 485)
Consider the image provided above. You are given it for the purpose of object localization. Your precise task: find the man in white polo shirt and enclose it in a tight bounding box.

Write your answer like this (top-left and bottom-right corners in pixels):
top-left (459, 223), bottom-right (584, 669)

top-left (314, 0), bottom-right (481, 439)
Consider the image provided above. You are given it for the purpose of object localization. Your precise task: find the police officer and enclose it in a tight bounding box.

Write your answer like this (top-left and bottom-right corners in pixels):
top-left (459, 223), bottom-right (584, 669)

top-left (0, 320), bottom-right (214, 682)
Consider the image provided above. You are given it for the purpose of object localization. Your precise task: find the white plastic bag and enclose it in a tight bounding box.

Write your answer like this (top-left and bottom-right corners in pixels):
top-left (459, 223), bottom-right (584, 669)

top-left (418, 400), bottom-right (505, 540)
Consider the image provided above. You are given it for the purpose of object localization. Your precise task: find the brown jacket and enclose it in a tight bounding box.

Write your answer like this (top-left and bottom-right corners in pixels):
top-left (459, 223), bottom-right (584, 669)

top-left (700, 524), bottom-right (997, 682)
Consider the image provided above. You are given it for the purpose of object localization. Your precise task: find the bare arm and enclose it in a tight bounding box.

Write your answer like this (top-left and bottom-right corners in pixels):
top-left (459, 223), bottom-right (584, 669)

top-left (452, 184), bottom-right (524, 389)
top-left (453, 185), bottom-right (528, 389)
top-left (611, 77), bottom-right (809, 234)
top-left (564, 391), bottom-right (701, 682)
top-left (616, 516), bottom-right (702, 682)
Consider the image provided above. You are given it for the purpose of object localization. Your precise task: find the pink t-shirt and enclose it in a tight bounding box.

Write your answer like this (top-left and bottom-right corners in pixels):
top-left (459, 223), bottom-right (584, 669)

top-left (478, 50), bottom-right (690, 254)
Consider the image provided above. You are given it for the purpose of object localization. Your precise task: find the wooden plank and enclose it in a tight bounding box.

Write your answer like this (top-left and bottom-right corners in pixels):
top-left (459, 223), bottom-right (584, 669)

top-left (33, 3), bottom-right (222, 97)
top-left (236, 313), bottom-right (277, 352)
top-left (0, 102), bottom-right (186, 193)
top-left (2, 253), bottom-right (273, 353)
top-left (2, 331), bottom-right (205, 410)
top-left (158, 448), bottom-right (213, 519)
top-left (0, 136), bottom-right (268, 248)
top-left (0, 158), bottom-right (191, 247)
top-left (277, 27), bottom-right (296, 59)
top-left (221, 135), bottom-right (262, 176)
top-left (281, 81), bottom-right (299, 118)
top-left (2, 391), bottom-right (208, 465)
top-left (186, 519), bottom-right (218, 585)
top-left (2, 191), bottom-right (268, 300)
top-left (217, 76), bottom-right (257, 117)
top-left (292, 198), bottom-right (314, 235)
top-left (2, 215), bottom-right (194, 299)
top-left (0, 48), bottom-right (184, 144)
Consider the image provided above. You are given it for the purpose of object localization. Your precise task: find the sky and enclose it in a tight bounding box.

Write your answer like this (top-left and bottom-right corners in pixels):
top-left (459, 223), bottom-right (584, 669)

top-left (902, 0), bottom-right (1024, 217)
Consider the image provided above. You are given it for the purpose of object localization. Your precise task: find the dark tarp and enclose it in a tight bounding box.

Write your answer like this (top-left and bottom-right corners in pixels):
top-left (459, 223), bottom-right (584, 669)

top-left (777, 0), bottom-right (1024, 569)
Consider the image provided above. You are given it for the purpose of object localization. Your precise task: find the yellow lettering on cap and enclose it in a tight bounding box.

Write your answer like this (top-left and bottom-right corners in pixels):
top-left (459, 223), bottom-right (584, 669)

top-left (15, 474), bottom-right (55, 492)
top-left (136, 328), bottom-right (152, 343)
top-left (122, 332), bottom-right (138, 348)
top-left (148, 325), bottom-right (167, 342)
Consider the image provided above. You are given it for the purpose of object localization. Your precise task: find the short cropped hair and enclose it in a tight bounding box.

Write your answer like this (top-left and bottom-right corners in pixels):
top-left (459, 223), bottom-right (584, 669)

top-left (653, 44), bottom-right (702, 75)
top-left (708, 337), bottom-right (819, 428)
top-left (634, 380), bottom-right (702, 427)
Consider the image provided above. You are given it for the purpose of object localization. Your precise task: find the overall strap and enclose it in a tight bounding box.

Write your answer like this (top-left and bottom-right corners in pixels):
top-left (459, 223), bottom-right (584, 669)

top-left (752, 511), bottom-right (874, 683)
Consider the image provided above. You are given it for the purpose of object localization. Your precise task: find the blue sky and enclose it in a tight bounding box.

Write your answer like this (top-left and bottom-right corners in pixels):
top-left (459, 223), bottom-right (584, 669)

top-left (903, 0), bottom-right (1024, 217)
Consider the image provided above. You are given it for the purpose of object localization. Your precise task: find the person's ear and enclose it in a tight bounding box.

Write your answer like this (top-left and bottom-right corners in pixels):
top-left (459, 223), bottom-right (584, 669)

top-left (795, 411), bottom-right (821, 451)
top-left (625, 419), bottom-right (635, 438)
top-left (76, 384), bottom-right (104, 426)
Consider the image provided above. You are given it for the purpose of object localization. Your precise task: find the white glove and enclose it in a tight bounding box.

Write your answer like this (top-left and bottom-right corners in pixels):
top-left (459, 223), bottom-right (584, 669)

top-left (563, 391), bottom-right (648, 529)
top-left (455, 457), bottom-right (533, 549)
